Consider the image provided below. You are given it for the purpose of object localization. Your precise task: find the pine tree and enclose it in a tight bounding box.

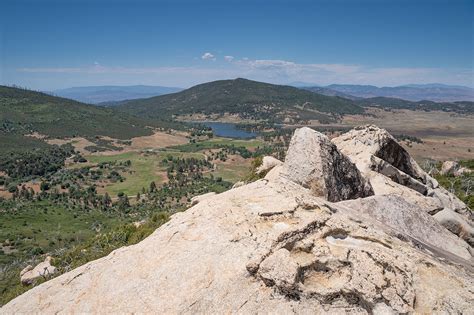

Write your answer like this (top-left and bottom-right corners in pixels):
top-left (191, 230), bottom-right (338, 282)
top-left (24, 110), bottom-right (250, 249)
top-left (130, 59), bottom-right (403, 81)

top-left (149, 181), bottom-right (157, 192)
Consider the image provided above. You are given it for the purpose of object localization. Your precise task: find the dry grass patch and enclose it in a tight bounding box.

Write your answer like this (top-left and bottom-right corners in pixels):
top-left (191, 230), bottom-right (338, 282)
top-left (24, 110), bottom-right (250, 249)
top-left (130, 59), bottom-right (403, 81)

top-left (46, 137), bottom-right (96, 154)
top-left (130, 131), bottom-right (188, 150)
top-left (402, 137), bottom-right (474, 161)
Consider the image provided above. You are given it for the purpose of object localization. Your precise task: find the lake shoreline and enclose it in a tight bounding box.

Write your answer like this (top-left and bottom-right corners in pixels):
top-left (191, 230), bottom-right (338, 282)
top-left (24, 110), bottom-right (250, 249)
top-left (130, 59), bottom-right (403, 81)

top-left (186, 121), bottom-right (259, 139)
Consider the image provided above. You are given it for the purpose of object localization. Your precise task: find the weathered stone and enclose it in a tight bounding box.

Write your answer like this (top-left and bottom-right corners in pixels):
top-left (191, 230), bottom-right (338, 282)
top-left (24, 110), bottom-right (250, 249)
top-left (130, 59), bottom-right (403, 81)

top-left (370, 155), bottom-right (427, 195)
top-left (332, 125), bottom-right (426, 182)
top-left (190, 192), bottom-right (216, 206)
top-left (19, 265), bottom-right (33, 277)
top-left (281, 127), bottom-right (374, 202)
top-left (333, 125), bottom-right (470, 230)
top-left (454, 167), bottom-right (472, 177)
top-left (231, 181), bottom-right (245, 189)
top-left (20, 256), bottom-right (57, 285)
top-left (338, 195), bottom-right (471, 260)
top-left (5, 179), bottom-right (472, 314)
top-left (441, 161), bottom-right (459, 176)
top-left (258, 248), bottom-right (300, 295)
top-left (434, 209), bottom-right (474, 247)
top-left (256, 156), bottom-right (283, 174)
top-left (264, 164), bottom-right (283, 181)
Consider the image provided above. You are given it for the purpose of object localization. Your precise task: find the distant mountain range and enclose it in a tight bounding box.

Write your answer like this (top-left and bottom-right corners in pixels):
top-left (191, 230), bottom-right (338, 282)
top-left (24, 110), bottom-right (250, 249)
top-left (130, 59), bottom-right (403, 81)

top-left (51, 85), bottom-right (182, 104)
top-left (53, 82), bottom-right (474, 105)
top-left (300, 84), bottom-right (474, 102)
top-left (301, 86), bottom-right (361, 100)
top-left (116, 78), bottom-right (365, 123)
top-left (115, 79), bottom-right (474, 124)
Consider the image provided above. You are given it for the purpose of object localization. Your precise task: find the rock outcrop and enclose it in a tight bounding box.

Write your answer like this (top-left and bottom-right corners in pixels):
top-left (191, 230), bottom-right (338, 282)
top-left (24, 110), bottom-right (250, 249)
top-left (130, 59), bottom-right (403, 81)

top-left (441, 161), bottom-right (472, 177)
top-left (434, 209), bottom-right (474, 247)
top-left (2, 125), bottom-right (473, 314)
top-left (280, 127), bottom-right (373, 202)
top-left (338, 195), bottom-right (471, 259)
top-left (19, 256), bottom-right (56, 285)
top-left (256, 156), bottom-right (283, 174)
top-left (441, 161), bottom-right (460, 176)
top-left (332, 125), bottom-right (471, 220)
top-left (189, 192), bottom-right (216, 206)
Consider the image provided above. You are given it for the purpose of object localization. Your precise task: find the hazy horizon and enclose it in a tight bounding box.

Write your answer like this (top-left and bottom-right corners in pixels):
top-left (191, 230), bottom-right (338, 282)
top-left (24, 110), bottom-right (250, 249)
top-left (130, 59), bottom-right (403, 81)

top-left (7, 79), bottom-right (474, 93)
top-left (1, 0), bottom-right (473, 90)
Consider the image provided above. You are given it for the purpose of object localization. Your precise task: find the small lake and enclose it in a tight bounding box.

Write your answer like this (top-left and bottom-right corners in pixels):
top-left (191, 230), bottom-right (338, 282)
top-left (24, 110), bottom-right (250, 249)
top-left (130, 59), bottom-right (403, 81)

top-left (200, 122), bottom-right (258, 139)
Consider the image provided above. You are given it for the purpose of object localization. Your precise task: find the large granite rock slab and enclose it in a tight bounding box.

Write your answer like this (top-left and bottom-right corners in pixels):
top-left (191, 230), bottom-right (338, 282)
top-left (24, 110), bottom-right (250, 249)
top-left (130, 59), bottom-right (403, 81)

top-left (280, 127), bottom-right (373, 202)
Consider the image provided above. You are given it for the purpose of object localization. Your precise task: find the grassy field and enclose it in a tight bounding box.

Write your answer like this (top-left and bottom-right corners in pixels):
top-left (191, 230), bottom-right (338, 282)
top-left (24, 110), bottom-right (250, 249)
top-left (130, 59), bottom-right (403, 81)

top-left (81, 137), bottom-right (263, 196)
top-left (0, 202), bottom-right (124, 262)
top-left (212, 156), bottom-right (253, 182)
top-left (0, 198), bottom-right (165, 305)
top-left (213, 163), bottom-right (251, 182)
top-left (87, 152), bottom-right (164, 196)
top-left (167, 137), bottom-right (265, 152)
top-left (86, 151), bottom-right (207, 196)
top-left (0, 199), bottom-right (127, 276)
top-left (206, 138), bottom-right (265, 149)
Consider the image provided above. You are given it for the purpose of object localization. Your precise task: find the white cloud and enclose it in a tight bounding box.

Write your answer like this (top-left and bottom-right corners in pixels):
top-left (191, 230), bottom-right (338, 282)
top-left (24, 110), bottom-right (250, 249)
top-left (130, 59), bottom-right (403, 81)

top-left (224, 55), bottom-right (234, 62)
top-left (201, 52), bottom-right (215, 61)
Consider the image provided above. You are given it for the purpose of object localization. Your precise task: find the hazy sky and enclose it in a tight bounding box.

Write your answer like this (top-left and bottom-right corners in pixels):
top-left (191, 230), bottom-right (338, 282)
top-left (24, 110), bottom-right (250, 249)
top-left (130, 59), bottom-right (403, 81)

top-left (1, 0), bottom-right (473, 90)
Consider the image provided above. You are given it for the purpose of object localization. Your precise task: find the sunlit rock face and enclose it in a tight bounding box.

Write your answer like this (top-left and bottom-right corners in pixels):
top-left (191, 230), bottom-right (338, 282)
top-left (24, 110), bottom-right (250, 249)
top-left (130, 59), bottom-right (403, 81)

top-left (280, 127), bottom-right (373, 202)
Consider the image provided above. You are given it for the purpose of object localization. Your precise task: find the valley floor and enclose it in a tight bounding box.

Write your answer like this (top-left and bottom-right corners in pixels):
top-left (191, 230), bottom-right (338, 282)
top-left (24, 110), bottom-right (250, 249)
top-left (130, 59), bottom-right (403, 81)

top-left (1, 109), bottom-right (473, 306)
top-left (308, 109), bottom-right (474, 160)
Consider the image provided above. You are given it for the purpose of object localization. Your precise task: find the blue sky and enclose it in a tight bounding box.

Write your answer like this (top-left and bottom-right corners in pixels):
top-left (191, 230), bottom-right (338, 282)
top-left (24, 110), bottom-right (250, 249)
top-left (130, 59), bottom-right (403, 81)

top-left (1, 0), bottom-right (473, 90)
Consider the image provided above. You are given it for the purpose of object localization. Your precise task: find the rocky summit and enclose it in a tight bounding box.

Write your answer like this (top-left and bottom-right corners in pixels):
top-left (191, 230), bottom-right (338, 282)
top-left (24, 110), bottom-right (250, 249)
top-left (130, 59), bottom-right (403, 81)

top-left (2, 125), bottom-right (473, 314)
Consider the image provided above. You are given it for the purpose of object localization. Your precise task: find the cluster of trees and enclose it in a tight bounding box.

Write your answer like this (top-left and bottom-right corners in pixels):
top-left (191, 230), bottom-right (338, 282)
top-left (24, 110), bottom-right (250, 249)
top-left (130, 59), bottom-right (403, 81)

top-left (5, 153), bottom-right (231, 217)
top-left (189, 125), bottom-right (214, 138)
top-left (0, 144), bottom-right (75, 180)
top-left (5, 159), bottom-right (135, 214)
top-left (394, 134), bottom-right (423, 144)
top-left (9, 183), bottom-right (113, 212)
top-left (162, 156), bottom-right (212, 175)
top-left (125, 156), bottom-right (231, 211)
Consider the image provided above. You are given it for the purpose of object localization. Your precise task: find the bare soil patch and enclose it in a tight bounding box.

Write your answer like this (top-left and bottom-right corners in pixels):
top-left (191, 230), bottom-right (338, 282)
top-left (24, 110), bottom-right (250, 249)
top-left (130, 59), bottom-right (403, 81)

top-left (336, 109), bottom-right (474, 137)
top-left (401, 137), bottom-right (474, 161)
top-left (25, 132), bottom-right (48, 139)
top-left (0, 187), bottom-right (12, 199)
top-left (130, 131), bottom-right (188, 151)
top-left (44, 131), bottom-right (189, 156)
top-left (46, 137), bottom-right (96, 154)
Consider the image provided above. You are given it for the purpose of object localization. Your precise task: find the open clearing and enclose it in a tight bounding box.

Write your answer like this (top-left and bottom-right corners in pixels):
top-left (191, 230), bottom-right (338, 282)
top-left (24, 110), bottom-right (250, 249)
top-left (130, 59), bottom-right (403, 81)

top-left (87, 152), bottom-right (166, 196)
top-left (212, 154), bottom-right (252, 182)
top-left (129, 131), bottom-right (188, 151)
top-left (46, 131), bottom-right (189, 156)
top-left (86, 149), bottom-right (252, 196)
top-left (84, 139), bottom-right (257, 196)
top-left (340, 109), bottom-right (474, 138)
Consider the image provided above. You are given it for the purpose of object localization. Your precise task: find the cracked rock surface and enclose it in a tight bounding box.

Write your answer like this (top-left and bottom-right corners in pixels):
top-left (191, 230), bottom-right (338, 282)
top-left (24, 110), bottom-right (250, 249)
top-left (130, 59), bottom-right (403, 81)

top-left (2, 126), bottom-right (473, 314)
top-left (281, 127), bottom-right (373, 202)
